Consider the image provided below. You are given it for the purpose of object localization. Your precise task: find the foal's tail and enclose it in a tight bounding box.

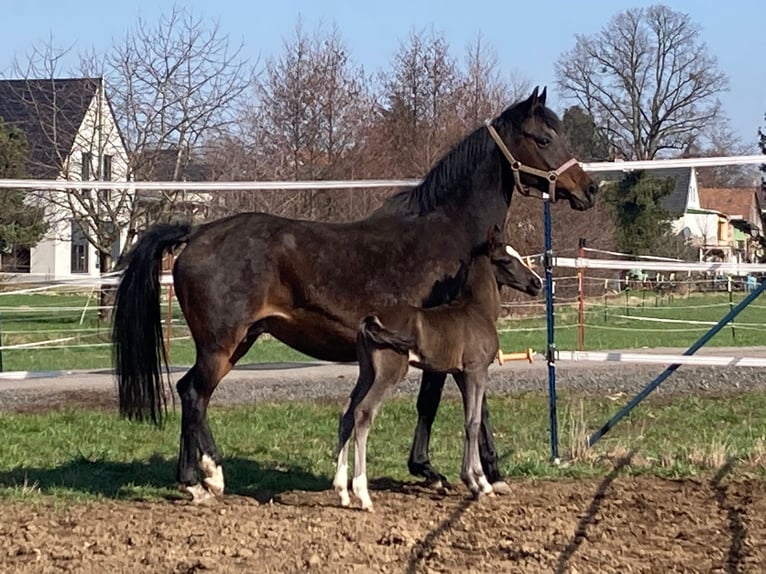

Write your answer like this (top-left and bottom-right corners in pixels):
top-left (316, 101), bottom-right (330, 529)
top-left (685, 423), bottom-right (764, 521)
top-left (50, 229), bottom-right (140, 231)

top-left (112, 223), bottom-right (192, 426)
top-left (359, 315), bottom-right (416, 355)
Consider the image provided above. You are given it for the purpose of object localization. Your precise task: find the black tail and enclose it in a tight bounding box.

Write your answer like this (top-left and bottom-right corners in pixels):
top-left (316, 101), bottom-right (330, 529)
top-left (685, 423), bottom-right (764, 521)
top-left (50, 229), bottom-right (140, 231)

top-left (359, 315), bottom-right (416, 355)
top-left (112, 223), bottom-right (192, 425)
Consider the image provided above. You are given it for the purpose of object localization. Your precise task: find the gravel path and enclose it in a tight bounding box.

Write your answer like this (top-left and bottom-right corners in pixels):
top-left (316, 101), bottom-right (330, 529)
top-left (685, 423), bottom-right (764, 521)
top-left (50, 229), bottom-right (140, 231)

top-left (1, 346), bottom-right (765, 412)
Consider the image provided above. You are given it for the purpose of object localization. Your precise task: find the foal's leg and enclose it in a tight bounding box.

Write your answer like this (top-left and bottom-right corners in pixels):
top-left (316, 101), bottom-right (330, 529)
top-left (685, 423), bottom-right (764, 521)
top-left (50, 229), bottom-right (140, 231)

top-left (408, 370), bottom-right (449, 486)
top-left (353, 355), bottom-right (407, 511)
top-left (457, 370), bottom-right (493, 498)
top-left (453, 376), bottom-right (509, 494)
top-left (334, 343), bottom-right (377, 507)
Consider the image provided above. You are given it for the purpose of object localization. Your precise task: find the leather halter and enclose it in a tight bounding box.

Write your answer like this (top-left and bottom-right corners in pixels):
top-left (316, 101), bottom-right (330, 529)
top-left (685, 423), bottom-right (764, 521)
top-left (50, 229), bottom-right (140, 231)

top-left (485, 120), bottom-right (579, 202)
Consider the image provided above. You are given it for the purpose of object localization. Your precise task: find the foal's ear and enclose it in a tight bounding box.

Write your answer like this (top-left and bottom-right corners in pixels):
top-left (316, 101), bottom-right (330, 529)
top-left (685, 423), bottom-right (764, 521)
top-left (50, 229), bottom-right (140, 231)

top-left (486, 224), bottom-right (503, 244)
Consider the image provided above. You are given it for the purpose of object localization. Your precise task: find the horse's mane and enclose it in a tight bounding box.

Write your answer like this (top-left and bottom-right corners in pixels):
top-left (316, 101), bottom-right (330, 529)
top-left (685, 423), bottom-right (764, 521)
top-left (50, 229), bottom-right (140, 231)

top-left (383, 126), bottom-right (493, 216)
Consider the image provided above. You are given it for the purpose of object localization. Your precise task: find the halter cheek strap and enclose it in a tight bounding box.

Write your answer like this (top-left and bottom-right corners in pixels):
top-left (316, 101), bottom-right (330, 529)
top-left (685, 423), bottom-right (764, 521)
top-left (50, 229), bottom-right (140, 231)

top-left (485, 120), bottom-right (579, 202)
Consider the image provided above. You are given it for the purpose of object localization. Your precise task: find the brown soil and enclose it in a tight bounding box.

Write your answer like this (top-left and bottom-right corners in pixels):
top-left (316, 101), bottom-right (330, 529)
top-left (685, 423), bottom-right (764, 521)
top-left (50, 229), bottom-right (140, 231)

top-left (2, 475), bottom-right (765, 573)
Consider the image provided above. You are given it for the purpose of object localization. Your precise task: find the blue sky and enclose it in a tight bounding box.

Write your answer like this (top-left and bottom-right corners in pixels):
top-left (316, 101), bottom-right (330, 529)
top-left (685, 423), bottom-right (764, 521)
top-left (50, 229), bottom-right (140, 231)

top-left (2, 0), bottom-right (763, 147)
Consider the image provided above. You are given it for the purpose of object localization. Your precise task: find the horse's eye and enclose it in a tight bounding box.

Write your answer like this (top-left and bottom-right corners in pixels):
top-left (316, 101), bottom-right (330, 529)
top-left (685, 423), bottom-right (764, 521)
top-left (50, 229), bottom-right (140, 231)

top-left (536, 137), bottom-right (550, 148)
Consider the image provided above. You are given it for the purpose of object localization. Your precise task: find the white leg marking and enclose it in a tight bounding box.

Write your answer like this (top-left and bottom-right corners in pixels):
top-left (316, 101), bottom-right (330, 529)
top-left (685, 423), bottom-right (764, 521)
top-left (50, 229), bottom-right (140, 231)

top-left (352, 473), bottom-right (373, 512)
top-left (333, 448), bottom-right (351, 507)
top-left (200, 454), bottom-right (225, 497)
top-left (478, 475), bottom-right (494, 496)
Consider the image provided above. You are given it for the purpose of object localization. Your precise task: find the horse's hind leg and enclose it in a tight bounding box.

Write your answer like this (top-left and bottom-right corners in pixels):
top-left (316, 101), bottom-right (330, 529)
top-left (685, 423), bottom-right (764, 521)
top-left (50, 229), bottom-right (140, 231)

top-left (176, 348), bottom-right (233, 502)
top-left (408, 370), bottom-right (449, 486)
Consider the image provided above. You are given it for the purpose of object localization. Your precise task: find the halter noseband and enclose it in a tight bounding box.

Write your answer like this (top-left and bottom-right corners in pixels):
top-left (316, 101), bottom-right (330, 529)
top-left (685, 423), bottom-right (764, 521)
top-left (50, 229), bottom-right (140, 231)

top-left (485, 120), bottom-right (579, 202)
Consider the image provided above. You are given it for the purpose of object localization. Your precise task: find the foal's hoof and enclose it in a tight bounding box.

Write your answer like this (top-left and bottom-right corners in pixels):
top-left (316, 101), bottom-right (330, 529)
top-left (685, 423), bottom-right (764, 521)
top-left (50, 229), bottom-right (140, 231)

top-left (491, 481), bottom-right (512, 496)
top-left (180, 483), bottom-right (216, 505)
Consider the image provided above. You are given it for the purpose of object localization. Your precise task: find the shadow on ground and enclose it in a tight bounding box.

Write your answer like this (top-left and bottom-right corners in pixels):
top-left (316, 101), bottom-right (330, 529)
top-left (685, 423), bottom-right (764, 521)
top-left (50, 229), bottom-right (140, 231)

top-left (0, 455), bottom-right (330, 503)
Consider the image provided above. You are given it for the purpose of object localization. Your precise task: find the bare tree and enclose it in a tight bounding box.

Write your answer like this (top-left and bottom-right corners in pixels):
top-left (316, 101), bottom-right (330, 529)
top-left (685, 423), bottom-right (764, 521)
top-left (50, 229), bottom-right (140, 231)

top-left (555, 5), bottom-right (728, 160)
top-left (689, 120), bottom-right (759, 188)
top-left (455, 34), bottom-right (530, 129)
top-left (250, 21), bottom-right (372, 220)
top-left (373, 28), bottom-right (463, 177)
top-left (105, 5), bottom-right (253, 208)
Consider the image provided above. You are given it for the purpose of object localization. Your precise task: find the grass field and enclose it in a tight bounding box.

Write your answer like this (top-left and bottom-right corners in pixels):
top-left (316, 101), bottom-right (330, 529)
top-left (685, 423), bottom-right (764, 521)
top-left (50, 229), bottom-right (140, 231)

top-left (1, 391), bottom-right (765, 501)
top-left (1, 289), bottom-right (764, 372)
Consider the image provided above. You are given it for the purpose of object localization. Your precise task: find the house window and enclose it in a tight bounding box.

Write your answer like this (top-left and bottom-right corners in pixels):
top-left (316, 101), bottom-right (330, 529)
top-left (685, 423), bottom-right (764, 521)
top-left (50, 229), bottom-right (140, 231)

top-left (81, 152), bottom-right (92, 179)
top-left (71, 221), bottom-right (89, 274)
top-left (103, 155), bottom-right (112, 181)
top-left (81, 152), bottom-right (92, 199)
top-left (99, 155), bottom-right (113, 202)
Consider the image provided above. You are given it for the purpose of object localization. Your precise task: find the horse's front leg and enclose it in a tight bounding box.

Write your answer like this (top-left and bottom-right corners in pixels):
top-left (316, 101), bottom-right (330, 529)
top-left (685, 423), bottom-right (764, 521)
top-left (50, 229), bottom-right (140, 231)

top-left (478, 394), bottom-right (511, 494)
top-left (458, 370), bottom-right (493, 498)
top-left (408, 370), bottom-right (449, 486)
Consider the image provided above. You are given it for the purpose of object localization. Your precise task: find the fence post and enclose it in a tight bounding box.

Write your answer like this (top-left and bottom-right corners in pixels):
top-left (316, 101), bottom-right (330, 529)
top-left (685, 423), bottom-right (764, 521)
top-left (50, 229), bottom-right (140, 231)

top-left (0, 313), bottom-right (3, 372)
top-left (544, 195), bottom-right (559, 463)
top-left (577, 238), bottom-right (586, 352)
top-left (728, 275), bottom-right (735, 340)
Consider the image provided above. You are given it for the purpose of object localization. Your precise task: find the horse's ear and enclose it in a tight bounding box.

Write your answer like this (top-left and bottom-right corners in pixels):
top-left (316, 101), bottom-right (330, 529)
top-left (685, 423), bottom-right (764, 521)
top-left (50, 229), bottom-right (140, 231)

top-left (539, 86), bottom-right (547, 106)
top-left (529, 86), bottom-right (540, 109)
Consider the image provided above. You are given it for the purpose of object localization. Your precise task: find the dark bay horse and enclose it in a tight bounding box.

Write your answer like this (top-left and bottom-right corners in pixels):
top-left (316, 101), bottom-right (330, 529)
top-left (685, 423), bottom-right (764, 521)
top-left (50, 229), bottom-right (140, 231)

top-left (334, 230), bottom-right (542, 511)
top-left (112, 87), bottom-right (597, 502)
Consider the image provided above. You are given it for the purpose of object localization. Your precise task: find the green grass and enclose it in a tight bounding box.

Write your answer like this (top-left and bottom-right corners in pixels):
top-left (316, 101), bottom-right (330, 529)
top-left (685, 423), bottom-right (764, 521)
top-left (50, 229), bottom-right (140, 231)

top-left (1, 391), bottom-right (766, 501)
top-left (1, 290), bottom-right (764, 372)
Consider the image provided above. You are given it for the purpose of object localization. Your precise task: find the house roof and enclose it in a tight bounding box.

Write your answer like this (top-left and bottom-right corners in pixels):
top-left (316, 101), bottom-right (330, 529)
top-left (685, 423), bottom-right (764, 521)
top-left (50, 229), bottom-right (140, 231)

top-left (594, 166), bottom-right (692, 216)
top-left (698, 187), bottom-right (758, 220)
top-left (133, 148), bottom-right (212, 182)
top-left (0, 77), bottom-right (101, 178)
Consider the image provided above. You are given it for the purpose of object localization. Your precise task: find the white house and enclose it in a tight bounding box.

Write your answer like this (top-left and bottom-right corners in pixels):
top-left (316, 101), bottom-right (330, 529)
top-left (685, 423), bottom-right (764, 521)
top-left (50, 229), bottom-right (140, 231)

top-left (596, 166), bottom-right (764, 263)
top-left (0, 77), bottom-right (130, 279)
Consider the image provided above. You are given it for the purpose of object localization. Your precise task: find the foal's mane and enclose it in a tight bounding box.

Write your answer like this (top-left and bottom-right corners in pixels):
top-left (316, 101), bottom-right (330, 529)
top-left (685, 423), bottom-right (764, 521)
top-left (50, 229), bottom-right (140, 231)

top-left (383, 126), bottom-right (494, 216)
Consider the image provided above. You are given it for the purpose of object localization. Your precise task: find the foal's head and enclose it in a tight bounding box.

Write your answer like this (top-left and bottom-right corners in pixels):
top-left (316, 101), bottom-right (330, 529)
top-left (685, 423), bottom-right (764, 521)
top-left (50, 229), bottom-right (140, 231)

top-left (481, 227), bottom-right (543, 297)
top-left (489, 242), bottom-right (543, 296)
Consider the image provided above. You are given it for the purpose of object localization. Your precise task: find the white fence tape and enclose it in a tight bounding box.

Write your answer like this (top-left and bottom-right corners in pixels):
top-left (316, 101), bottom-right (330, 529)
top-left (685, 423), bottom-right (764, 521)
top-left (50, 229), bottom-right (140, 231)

top-left (557, 350), bottom-right (766, 368)
top-left (0, 154), bottom-right (762, 192)
top-left (555, 257), bottom-right (766, 274)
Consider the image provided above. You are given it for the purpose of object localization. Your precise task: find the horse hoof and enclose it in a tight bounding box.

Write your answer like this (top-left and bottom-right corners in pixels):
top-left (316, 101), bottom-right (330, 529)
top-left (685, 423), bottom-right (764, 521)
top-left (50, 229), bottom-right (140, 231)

top-left (491, 481), bottom-right (512, 496)
top-left (180, 483), bottom-right (216, 504)
top-left (203, 478), bottom-right (224, 497)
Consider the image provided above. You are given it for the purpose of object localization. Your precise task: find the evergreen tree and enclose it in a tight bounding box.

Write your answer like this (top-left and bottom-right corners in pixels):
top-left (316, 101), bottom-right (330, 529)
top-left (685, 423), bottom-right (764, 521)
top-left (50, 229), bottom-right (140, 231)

top-left (0, 119), bottom-right (46, 263)
top-left (561, 106), bottom-right (609, 161)
top-left (605, 171), bottom-right (675, 255)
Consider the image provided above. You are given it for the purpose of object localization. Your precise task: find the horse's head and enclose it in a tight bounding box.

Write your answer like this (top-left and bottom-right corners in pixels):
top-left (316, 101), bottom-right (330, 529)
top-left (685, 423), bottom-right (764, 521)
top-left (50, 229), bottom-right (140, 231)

top-left (486, 226), bottom-right (543, 296)
top-left (490, 86), bottom-right (598, 211)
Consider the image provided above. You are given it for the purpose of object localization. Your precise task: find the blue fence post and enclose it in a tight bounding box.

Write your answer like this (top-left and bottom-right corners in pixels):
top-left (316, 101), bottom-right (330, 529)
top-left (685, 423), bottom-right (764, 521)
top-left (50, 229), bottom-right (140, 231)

top-left (544, 196), bottom-right (559, 463)
top-left (588, 278), bottom-right (766, 448)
